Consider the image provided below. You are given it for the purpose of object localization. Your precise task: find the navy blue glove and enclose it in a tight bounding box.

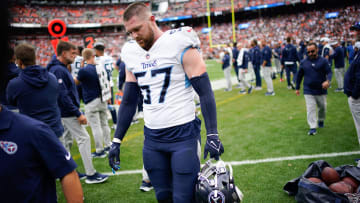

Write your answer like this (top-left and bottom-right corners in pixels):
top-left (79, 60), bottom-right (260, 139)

top-left (204, 134), bottom-right (224, 160)
top-left (108, 142), bottom-right (121, 173)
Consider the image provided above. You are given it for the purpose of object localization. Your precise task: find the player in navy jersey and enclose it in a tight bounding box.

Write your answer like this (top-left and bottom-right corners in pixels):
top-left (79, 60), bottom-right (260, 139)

top-left (108, 3), bottom-right (224, 202)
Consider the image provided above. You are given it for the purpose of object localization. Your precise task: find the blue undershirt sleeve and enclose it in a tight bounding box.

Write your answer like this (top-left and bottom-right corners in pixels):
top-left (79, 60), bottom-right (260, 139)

top-left (190, 72), bottom-right (218, 135)
top-left (114, 82), bottom-right (140, 141)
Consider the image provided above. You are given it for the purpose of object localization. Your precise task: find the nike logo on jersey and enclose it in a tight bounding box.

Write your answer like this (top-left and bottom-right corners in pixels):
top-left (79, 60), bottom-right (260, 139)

top-left (65, 152), bottom-right (71, 160)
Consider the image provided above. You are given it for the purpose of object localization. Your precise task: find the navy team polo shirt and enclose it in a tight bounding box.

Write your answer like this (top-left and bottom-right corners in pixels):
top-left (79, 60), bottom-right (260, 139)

top-left (77, 64), bottom-right (102, 104)
top-left (0, 106), bottom-right (77, 202)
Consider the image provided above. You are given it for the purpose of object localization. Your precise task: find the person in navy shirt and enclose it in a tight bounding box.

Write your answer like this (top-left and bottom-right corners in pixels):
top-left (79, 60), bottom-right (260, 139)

top-left (281, 36), bottom-right (299, 90)
top-left (236, 43), bottom-right (253, 94)
top-left (0, 104), bottom-right (83, 202)
top-left (74, 48), bottom-right (111, 158)
top-left (295, 42), bottom-right (332, 136)
top-left (47, 40), bottom-right (108, 184)
top-left (250, 39), bottom-right (262, 90)
top-left (261, 40), bottom-right (275, 96)
top-left (0, 46), bottom-right (20, 109)
top-left (272, 42), bottom-right (282, 81)
top-left (7, 43), bottom-right (64, 137)
top-left (298, 40), bottom-right (307, 61)
top-left (347, 40), bottom-right (355, 65)
top-left (116, 56), bottom-right (126, 91)
top-left (221, 50), bottom-right (232, 91)
top-left (232, 42), bottom-right (241, 87)
top-left (344, 22), bottom-right (360, 162)
top-left (318, 40), bottom-right (324, 57)
top-left (330, 41), bottom-right (345, 92)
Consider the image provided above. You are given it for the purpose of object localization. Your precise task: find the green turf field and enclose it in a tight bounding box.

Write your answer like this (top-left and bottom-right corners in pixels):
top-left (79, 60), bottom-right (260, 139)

top-left (58, 60), bottom-right (358, 203)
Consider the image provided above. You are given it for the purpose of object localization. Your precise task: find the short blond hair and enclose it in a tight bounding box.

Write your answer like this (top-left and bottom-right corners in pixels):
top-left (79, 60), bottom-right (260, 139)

top-left (82, 48), bottom-right (95, 61)
top-left (123, 2), bottom-right (151, 22)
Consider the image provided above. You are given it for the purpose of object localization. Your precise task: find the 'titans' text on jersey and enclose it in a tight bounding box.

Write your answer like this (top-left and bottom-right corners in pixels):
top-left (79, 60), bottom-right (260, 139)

top-left (121, 27), bottom-right (200, 129)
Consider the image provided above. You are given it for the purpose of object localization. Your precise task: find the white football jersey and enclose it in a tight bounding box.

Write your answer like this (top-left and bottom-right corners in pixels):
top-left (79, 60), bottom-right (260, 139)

top-left (121, 26), bottom-right (200, 129)
top-left (71, 56), bottom-right (83, 78)
top-left (95, 55), bottom-right (112, 102)
top-left (95, 55), bottom-right (115, 87)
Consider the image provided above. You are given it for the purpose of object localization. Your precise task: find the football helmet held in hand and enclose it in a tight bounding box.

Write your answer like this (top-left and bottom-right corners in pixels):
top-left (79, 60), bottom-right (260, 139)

top-left (195, 159), bottom-right (243, 203)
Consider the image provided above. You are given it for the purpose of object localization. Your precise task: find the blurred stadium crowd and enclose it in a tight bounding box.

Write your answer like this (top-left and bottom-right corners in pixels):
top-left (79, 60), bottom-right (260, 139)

top-left (10, 0), bottom-right (283, 25)
top-left (9, 2), bottom-right (360, 67)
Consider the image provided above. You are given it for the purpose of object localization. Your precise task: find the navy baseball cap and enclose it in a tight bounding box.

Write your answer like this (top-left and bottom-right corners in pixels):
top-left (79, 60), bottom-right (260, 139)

top-left (350, 22), bottom-right (360, 30)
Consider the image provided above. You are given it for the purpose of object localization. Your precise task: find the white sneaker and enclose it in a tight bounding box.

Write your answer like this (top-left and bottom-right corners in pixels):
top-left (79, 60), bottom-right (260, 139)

top-left (254, 87), bottom-right (262, 90)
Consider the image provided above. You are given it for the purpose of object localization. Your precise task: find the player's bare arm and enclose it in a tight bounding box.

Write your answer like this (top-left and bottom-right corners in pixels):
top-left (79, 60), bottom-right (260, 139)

top-left (182, 48), bottom-right (206, 79)
top-left (60, 170), bottom-right (84, 203)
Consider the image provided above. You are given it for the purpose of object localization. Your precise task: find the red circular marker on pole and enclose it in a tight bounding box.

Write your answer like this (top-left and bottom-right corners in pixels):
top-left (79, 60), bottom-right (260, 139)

top-left (48, 19), bottom-right (66, 38)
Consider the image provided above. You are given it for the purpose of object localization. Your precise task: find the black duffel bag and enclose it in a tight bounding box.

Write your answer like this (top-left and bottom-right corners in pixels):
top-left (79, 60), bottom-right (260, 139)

top-left (283, 160), bottom-right (360, 203)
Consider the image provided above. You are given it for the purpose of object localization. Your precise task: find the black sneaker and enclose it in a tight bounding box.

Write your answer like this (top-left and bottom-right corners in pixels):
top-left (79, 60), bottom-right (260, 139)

top-left (247, 86), bottom-right (253, 94)
top-left (85, 172), bottom-right (109, 184)
top-left (239, 90), bottom-right (246, 94)
top-left (104, 146), bottom-right (111, 153)
top-left (140, 180), bottom-right (153, 192)
top-left (91, 150), bottom-right (107, 158)
top-left (290, 82), bottom-right (296, 90)
top-left (318, 121), bottom-right (324, 128)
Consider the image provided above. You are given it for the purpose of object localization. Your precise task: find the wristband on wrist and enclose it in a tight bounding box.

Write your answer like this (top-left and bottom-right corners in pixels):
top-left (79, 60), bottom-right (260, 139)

top-left (112, 138), bottom-right (121, 144)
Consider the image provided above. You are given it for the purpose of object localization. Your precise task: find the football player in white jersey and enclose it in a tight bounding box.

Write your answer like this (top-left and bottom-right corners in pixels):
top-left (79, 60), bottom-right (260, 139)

top-left (70, 46), bottom-right (84, 102)
top-left (94, 41), bottom-right (118, 129)
top-left (108, 3), bottom-right (224, 203)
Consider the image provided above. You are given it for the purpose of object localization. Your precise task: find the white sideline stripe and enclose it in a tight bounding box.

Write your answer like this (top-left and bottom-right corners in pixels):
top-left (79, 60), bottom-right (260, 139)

top-left (228, 151), bottom-right (360, 166)
top-left (103, 151), bottom-right (360, 176)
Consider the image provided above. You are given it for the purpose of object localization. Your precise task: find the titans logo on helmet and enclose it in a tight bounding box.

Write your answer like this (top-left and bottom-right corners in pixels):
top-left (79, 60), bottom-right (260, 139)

top-left (208, 190), bottom-right (225, 203)
top-left (0, 141), bottom-right (18, 155)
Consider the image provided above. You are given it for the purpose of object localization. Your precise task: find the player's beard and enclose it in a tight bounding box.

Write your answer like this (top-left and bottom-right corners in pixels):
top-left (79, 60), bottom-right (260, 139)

top-left (137, 28), bottom-right (155, 51)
